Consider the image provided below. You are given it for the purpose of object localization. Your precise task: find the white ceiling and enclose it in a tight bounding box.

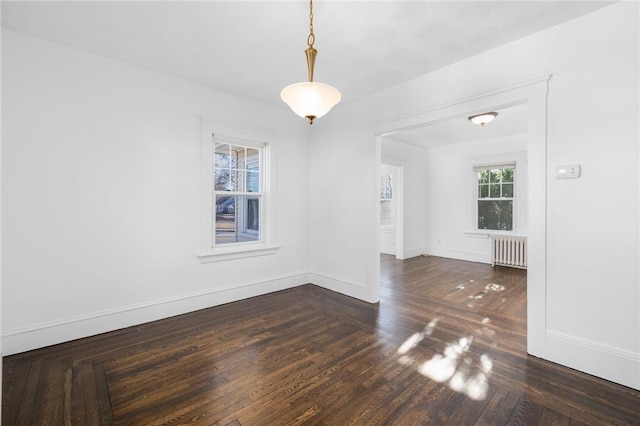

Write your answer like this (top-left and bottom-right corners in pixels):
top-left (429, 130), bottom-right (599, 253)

top-left (2, 0), bottom-right (615, 113)
top-left (388, 103), bottom-right (528, 148)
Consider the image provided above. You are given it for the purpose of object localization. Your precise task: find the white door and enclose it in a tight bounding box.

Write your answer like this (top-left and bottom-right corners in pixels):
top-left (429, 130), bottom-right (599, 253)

top-left (380, 164), bottom-right (398, 255)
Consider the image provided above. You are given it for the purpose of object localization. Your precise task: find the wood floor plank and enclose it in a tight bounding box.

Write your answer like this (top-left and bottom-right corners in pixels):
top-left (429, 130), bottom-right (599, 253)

top-left (3, 255), bottom-right (639, 425)
top-left (1, 358), bottom-right (31, 425)
top-left (14, 358), bottom-right (43, 425)
top-left (72, 362), bottom-right (100, 425)
top-left (475, 388), bottom-right (521, 425)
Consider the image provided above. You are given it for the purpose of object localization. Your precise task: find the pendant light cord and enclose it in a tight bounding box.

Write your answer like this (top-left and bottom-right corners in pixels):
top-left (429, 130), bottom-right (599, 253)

top-left (308, 0), bottom-right (315, 48)
top-left (304, 0), bottom-right (318, 83)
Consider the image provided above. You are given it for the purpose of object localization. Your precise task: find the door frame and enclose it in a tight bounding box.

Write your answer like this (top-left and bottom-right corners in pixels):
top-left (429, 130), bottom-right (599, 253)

top-left (379, 162), bottom-right (405, 259)
top-left (369, 76), bottom-right (550, 357)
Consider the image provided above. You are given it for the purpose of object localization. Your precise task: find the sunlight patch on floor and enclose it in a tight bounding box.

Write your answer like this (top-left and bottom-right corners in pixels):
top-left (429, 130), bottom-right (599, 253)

top-left (466, 281), bottom-right (508, 308)
top-left (396, 319), bottom-right (495, 401)
top-left (395, 278), bottom-right (509, 401)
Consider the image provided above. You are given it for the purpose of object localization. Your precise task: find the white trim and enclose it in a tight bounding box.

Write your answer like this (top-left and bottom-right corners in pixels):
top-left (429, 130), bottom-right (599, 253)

top-left (379, 157), bottom-right (405, 260)
top-left (2, 272), bottom-right (308, 355)
top-left (379, 227), bottom-right (396, 256)
top-left (369, 76), bottom-right (551, 134)
top-left (545, 330), bottom-right (640, 390)
top-left (468, 151), bottom-right (527, 235)
top-left (464, 230), bottom-right (526, 238)
top-left (473, 162), bottom-right (516, 172)
top-left (369, 138), bottom-right (383, 303)
top-left (197, 244), bottom-right (280, 263)
top-left (423, 247), bottom-right (490, 265)
top-left (309, 271), bottom-right (366, 289)
top-left (399, 247), bottom-right (426, 260)
top-left (379, 162), bottom-right (405, 259)
top-left (394, 165), bottom-right (405, 260)
top-left (308, 272), bottom-right (379, 304)
top-left (379, 245), bottom-right (395, 255)
top-left (199, 119), bottom-right (278, 260)
top-left (371, 75), bottom-right (550, 367)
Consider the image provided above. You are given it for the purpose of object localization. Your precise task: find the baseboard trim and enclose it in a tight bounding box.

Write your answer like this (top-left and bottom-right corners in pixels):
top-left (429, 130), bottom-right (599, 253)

top-left (399, 247), bottom-right (426, 260)
top-left (307, 271), bottom-right (378, 303)
top-left (545, 330), bottom-right (640, 390)
top-left (379, 245), bottom-right (395, 255)
top-left (2, 272), bottom-right (309, 356)
top-left (423, 247), bottom-right (490, 264)
top-left (309, 272), bottom-right (366, 290)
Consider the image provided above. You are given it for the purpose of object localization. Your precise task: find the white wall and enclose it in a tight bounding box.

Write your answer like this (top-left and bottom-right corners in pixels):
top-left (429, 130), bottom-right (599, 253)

top-left (1, 29), bottom-right (312, 354)
top-left (306, 113), bottom-right (376, 302)
top-left (382, 133), bottom-right (527, 264)
top-left (421, 135), bottom-right (527, 264)
top-left (0, 5), bottom-right (3, 411)
top-left (381, 140), bottom-right (428, 259)
top-left (2, 1), bottom-right (638, 392)
top-left (310, 2), bottom-right (639, 389)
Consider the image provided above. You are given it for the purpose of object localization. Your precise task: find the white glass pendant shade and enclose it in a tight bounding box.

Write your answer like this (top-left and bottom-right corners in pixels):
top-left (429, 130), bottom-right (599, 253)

top-left (280, 82), bottom-right (341, 121)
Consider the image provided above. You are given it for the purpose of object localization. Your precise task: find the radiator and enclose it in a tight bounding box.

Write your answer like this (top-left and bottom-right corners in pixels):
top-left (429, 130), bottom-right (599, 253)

top-left (491, 236), bottom-right (527, 269)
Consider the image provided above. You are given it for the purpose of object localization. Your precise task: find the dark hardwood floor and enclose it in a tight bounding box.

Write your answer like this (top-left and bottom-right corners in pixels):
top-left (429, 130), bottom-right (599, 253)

top-left (3, 255), bottom-right (639, 425)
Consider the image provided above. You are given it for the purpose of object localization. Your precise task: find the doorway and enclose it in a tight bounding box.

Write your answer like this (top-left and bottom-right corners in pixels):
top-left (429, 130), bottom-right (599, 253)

top-left (379, 163), bottom-right (404, 259)
top-left (370, 77), bottom-right (550, 357)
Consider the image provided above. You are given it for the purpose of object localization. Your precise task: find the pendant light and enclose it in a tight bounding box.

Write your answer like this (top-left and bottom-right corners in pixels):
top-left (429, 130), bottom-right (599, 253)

top-left (280, 0), bottom-right (341, 125)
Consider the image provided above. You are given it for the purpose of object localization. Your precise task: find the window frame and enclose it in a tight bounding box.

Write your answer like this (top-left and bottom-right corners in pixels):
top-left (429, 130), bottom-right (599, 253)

top-left (466, 152), bottom-right (526, 237)
top-left (475, 163), bottom-right (515, 232)
top-left (198, 122), bottom-right (279, 262)
top-left (213, 141), bottom-right (264, 246)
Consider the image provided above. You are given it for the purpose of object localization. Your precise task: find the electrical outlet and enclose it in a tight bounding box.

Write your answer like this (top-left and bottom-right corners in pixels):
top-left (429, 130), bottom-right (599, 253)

top-left (556, 164), bottom-right (581, 179)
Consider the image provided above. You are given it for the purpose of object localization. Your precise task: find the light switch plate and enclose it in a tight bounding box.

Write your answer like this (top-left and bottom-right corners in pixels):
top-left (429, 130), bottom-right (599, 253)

top-left (556, 164), bottom-right (581, 179)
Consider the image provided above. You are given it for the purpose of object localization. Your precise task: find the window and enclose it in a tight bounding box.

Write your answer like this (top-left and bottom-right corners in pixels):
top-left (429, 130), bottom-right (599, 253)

top-left (199, 125), bottom-right (278, 262)
top-left (214, 143), bottom-right (262, 245)
top-left (475, 164), bottom-right (515, 231)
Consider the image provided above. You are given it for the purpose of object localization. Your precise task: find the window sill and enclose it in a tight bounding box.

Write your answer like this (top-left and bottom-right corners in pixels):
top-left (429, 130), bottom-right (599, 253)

top-left (198, 244), bottom-right (280, 263)
top-left (464, 230), bottom-right (525, 238)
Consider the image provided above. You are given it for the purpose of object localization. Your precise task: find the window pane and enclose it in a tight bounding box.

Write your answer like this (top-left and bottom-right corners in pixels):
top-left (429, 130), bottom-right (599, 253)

top-left (214, 174), bottom-right (225, 191)
top-left (478, 170), bottom-right (489, 184)
top-left (503, 168), bottom-right (514, 183)
top-left (380, 174), bottom-right (393, 199)
top-left (214, 144), bottom-right (230, 168)
top-left (489, 184), bottom-right (501, 198)
top-left (489, 169), bottom-right (502, 183)
top-left (215, 170), bottom-right (238, 191)
top-left (236, 170), bottom-right (246, 192)
top-left (246, 197), bottom-right (260, 231)
top-left (235, 147), bottom-right (246, 169)
top-left (215, 195), bottom-right (261, 244)
top-left (478, 200), bottom-right (513, 231)
top-left (246, 148), bottom-right (260, 171)
top-left (228, 146), bottom-right (239, 169)
top-left (214, 167), bottom-right (229, 191)
top-left (478, 184), bottom-right (488, 198)
top-left (503, 183), bottom-right (514, 198)
top-left (215, 195), bottom-right (236, 244)
top-left (246, 171), bottom-right (260, 192)
top-left (213, 145), bottom-right (232, 190)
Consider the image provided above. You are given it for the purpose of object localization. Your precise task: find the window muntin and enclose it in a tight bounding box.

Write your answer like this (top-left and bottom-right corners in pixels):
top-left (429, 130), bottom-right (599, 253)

top-left (476, 166), bottom-right (514, 231)
top-left (213, 142), bottom-right (263, 246)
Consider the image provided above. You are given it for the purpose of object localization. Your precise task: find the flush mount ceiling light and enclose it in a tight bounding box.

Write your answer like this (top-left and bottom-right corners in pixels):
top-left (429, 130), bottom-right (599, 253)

top-left (468, 112), bottom-right (498, 127)
top-left (280, 0), bottom-right (341, 125)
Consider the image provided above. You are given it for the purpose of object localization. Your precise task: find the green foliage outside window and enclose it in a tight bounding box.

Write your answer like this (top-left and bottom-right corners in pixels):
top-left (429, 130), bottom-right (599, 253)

top-left (477, 167), bottom-right (514, 231)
